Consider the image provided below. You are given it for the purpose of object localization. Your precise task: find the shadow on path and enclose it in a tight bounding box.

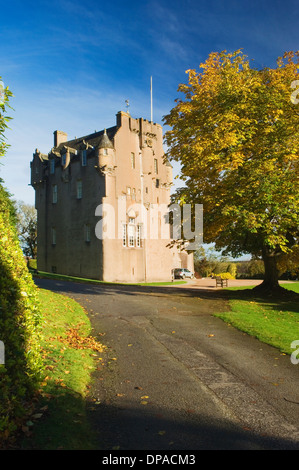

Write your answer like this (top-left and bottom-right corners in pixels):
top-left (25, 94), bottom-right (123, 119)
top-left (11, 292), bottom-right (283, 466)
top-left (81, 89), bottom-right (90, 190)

top-left (86, 399), bottom-right (299, 450)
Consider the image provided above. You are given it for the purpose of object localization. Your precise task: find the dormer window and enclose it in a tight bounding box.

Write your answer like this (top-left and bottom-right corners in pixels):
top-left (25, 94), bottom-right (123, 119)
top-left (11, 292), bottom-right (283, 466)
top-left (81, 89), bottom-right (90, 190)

top-left (82, 150), bottom-right (87, 166)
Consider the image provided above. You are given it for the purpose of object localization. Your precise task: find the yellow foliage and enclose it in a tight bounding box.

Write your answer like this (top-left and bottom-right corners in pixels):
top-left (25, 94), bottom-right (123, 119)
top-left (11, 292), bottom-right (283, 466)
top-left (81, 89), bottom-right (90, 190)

top-left (164, 50), bottom-right (299, 268)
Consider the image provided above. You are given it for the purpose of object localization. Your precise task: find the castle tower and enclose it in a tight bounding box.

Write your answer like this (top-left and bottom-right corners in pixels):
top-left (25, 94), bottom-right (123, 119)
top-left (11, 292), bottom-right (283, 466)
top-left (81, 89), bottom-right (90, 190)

top-left (30, 112), bottom-right (194, 282)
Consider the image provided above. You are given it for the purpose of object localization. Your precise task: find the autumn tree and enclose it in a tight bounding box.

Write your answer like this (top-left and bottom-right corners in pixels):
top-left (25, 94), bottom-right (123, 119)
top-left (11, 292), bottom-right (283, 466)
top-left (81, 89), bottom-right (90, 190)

top-left (164, 50), bottom-right (299, 293)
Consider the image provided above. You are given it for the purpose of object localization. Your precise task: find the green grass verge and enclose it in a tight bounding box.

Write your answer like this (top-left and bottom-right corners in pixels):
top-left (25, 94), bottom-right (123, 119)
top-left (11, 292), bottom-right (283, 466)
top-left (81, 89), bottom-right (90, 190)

top-left (32, 270), bottom-right (186, 286)
top-left (22, 288), bottom-right (107, 450)
top-left (215, 282), bottom-right (299, 355)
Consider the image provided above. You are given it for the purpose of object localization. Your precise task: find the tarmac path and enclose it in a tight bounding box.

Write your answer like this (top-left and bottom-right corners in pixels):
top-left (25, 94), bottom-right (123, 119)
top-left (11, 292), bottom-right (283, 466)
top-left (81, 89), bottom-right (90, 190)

top-left (34, 278), bottom-right (299, 450)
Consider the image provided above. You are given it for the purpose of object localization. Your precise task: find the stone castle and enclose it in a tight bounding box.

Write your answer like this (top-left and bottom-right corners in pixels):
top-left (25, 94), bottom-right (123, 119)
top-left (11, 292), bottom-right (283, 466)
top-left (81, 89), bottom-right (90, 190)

top-left (30, 111), bottom-right (193, 282)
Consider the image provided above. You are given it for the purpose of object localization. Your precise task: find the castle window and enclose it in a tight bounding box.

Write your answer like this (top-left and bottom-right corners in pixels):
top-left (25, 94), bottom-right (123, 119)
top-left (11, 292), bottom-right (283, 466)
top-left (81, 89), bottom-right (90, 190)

top-left (132, 188), bottom-right (136, 200)
top-left (51, 227), bottom-right (56, 245)
top-left (131, 152), bottom-right (135, 169)
top-left (52, 184), bottom-right (57, 204)
top-left (145, 187), bottom-right (148, 194)
top-left (128, 222), bottom-right (135, 247)
top-left (122, 223), bottom-right (127, 247)
top-left (104, 148), bottom-right (108, 155)
top-left (82, 150), bottom-right (87, 166)
top-left (50, 159), bottom-right (55, 174)
top-left (155, 179), bottom-right (160, 188)
top-left (127, 186), bottom-right (131, 196)
top-left (154, 158), bottom-right (158, 174)
top-left (77, 180), bottom-right (82, 199)
top-left (62, 153), bottom-right (66, 166)
top-left (136, 224), bottom-right (142, 248)
top-left (84, 224), bottom-right (91, 242)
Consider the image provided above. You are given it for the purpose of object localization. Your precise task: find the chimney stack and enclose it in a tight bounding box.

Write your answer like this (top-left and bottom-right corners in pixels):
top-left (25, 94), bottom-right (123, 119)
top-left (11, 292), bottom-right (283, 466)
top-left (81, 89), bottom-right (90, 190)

top-left (53, 130), bottom-right (68, 147)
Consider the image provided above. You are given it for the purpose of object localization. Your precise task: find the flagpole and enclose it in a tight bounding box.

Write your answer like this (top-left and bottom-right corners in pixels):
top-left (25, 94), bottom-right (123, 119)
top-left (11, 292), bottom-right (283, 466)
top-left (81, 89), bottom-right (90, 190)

top-left (150, 76), bottom-right (153, 122)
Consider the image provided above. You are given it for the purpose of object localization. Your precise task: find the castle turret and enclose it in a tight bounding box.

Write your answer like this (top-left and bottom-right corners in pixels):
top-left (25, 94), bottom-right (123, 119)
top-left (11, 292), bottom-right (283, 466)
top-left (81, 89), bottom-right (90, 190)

top-left (97, 129), bottom-right (115, 173)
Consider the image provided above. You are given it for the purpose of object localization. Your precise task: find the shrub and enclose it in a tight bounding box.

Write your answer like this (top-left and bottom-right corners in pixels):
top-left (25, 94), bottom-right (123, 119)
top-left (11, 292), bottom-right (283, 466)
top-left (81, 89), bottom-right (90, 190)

top-left (0, 184), bottom-right (43, 444)
top-left (213, 272), bottom-right (235, 280)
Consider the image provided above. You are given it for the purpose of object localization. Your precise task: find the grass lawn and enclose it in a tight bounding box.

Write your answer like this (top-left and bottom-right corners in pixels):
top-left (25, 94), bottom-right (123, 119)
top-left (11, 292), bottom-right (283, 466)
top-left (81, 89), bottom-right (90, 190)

top-left (215, 282), bottom-right (299, 355)
top-left (22, 288), bottom-right (107, 450)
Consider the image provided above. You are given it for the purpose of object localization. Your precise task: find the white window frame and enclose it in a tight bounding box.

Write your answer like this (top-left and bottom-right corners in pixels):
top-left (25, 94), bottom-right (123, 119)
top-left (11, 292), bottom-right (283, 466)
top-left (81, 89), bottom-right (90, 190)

top-left (136, 224), bottom-right (142, 248)
top-left (122, 223), bottom-right (127, 247)
top-left (128, 218), bottom-right (135, 247)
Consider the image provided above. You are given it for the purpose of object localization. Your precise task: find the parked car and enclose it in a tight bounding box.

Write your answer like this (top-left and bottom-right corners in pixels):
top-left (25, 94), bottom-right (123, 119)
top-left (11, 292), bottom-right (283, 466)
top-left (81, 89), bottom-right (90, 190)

top-left (172, 268), bottom-right (194, 279)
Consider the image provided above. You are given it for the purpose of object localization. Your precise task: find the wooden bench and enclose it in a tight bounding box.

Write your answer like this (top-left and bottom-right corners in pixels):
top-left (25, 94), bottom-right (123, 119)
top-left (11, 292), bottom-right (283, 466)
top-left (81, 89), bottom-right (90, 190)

top-left (215, 276), bottom-right (228, 288)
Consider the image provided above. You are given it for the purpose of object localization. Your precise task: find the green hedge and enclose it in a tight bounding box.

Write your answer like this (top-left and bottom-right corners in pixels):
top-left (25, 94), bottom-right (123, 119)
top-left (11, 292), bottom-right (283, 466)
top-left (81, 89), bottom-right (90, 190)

top-left (0, 184), bottom-right (43, 444)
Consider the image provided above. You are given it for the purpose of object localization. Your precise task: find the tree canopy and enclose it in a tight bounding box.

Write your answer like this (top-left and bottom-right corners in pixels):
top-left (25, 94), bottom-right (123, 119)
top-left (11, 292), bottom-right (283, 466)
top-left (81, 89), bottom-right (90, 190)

top-left (0, 77), bottom-right (13, 160)
top-left (15, 201), bottom-right (37, 259)
top-left (163, 50), bottom-right (299, 291)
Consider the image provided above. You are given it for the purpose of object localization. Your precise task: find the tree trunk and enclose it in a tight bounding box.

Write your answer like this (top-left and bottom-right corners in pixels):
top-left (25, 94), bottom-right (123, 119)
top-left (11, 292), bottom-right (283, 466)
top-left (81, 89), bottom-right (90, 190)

top-left (254, 247), bottom-right (282, 293)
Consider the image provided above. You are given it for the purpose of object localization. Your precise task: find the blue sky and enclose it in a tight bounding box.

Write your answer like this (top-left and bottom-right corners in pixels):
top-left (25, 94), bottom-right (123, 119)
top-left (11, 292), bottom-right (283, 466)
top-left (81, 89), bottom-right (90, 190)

top-left (1, 0), bottom-right (299, 206)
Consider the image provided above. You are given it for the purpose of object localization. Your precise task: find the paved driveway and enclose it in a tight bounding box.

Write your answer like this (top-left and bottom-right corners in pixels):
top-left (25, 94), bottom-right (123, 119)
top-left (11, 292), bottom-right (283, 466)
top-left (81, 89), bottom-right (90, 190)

top-left (35, 278), bottom-right (299, 450)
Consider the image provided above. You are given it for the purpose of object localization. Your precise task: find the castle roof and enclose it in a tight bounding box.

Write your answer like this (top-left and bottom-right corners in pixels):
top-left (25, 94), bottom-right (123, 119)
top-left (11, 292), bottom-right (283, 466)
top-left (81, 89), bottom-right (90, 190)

top-left (97, 129), bottom-right (114, 149)
top-left (54, 126), bottom-right (117, 154)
